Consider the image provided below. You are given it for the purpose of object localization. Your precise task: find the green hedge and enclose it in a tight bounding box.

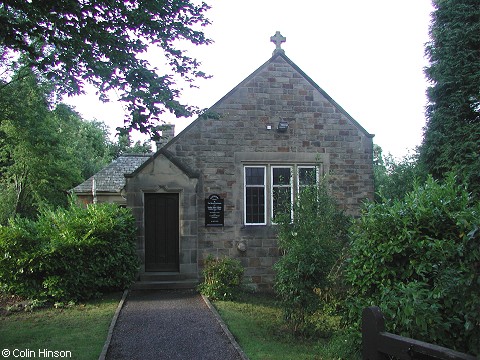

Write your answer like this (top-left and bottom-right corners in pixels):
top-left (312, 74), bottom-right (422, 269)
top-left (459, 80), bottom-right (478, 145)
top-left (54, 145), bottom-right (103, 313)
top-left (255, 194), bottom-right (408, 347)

top-left (0, 202), bottom-right (139, 302)
top-left (345, 174), bottom-right (479, 355)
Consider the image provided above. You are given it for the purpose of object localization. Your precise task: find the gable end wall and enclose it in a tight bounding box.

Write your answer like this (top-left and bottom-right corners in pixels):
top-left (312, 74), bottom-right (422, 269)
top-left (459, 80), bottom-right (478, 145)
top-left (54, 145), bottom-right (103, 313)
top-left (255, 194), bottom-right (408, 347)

top-left (148, 55), bottom-right (374, 289)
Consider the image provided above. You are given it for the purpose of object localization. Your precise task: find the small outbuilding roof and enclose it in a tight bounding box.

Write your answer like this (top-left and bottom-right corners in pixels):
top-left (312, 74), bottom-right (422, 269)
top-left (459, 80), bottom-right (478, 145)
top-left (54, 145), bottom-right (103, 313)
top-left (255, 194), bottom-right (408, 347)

top-left (72, 154), bottom-right (151, 194)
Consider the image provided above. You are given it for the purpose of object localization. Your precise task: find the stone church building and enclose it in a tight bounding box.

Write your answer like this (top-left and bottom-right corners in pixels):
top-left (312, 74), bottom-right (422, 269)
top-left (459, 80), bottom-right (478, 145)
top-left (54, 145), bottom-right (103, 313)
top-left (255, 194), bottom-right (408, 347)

top-left (74, 33), bottom-right (374, 289)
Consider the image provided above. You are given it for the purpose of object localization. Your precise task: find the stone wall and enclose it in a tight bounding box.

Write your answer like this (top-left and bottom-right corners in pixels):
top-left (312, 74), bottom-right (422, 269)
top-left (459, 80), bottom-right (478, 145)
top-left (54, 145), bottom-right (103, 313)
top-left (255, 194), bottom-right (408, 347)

top-left (161, 53), bottom-right (374, 289)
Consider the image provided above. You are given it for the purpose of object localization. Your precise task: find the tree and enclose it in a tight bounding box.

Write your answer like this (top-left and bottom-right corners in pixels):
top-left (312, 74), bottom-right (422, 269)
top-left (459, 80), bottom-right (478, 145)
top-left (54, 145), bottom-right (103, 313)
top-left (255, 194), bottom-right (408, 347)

top-left (373, 144), bottom-right (425, 202)
top-left (420, 0), bottom-right (480, 197)
top-left (273, 178), bottom-right (350, 334)
top-left (0, 68), bottom-right (65, 219)
top-left (52, 104), bottom-right (112, 179)
top-left (0, 0), bottom-right (212, 137)
top-left (0, 68), bottom-right (112, 222)
top-left (108, 133), bottom-right (152, 159)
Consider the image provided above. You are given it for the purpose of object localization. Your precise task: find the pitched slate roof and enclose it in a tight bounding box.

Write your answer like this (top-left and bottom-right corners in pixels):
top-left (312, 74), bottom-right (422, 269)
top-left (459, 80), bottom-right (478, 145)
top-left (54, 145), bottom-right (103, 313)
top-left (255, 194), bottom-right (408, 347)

top-left (126, 148), bottom-right (199, 179)
top-left (72, 154), bottom-right (151, 194)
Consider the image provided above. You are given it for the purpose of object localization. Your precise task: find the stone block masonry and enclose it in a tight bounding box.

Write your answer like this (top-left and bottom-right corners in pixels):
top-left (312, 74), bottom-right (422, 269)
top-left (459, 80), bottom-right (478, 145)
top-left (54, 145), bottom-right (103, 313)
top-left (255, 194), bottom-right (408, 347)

top-left (128, 51), bottom-right (374, 290)
top-left (164, 53), bottom-right (373, 289)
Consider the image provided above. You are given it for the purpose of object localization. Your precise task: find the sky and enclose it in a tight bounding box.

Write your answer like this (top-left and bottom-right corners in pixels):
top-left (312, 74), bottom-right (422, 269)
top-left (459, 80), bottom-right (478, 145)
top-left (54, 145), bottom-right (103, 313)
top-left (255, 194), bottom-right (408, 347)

top-left (65, 0), bottom-right (435, 159)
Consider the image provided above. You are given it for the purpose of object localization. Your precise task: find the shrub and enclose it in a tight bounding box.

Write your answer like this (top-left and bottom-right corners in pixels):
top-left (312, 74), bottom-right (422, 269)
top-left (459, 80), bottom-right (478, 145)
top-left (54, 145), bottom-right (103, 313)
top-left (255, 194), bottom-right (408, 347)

top-left (198, 255), bottom-right (244, 300)
top-left (273, 179), bottom-right (350, 335)
top-left (0, 200), bottom-right (139, 302)
top-left (344, 174), bottom-right (480, 355)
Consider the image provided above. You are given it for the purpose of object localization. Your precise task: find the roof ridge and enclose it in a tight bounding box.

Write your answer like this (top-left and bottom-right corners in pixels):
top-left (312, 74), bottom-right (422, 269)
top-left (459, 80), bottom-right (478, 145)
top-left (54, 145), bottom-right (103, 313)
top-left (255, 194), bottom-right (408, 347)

top-left (117, 153), bottom-right (153, 157)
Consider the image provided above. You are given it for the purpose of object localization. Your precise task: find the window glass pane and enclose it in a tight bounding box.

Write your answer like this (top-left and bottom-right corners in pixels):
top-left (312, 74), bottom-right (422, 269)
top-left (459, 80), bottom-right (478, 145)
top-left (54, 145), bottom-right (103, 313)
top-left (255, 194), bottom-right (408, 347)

top-left (273, 167), bottom-right (291, 185)
top-left (273, 187), bottom-right (292, 221)
top-left (246, 167), bottom-right (265, 185)
top-left (246, 187), bottom-right (265, 223)
top-left (245, 167), bottom-right (265, 224)
top-left (299, 167), bottom-right (317, 186)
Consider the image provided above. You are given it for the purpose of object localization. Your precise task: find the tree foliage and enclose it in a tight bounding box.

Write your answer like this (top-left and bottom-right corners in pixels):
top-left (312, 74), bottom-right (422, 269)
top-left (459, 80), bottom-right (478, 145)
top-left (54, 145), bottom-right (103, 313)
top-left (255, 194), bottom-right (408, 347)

top-left (0, 68), bottom-right (112, 222)
top-left (0, 0), bottom-right (212, 137)
top-left (52, 103), bottom-right (113, 179)
top-left (420, 0), bottom-right (480, 197)
top-left (108, 133), bottom-right (152, 159)
top-left (373, 144), bottom-right (426, 202)
top-left (345, 174), bottom-right (480, 355)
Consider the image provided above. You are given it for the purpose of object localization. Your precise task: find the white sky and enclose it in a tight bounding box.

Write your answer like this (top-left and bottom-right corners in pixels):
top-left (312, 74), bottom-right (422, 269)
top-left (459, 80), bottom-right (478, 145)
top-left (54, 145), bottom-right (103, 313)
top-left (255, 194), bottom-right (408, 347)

top-left (65, 0), bottom-right (434, 159)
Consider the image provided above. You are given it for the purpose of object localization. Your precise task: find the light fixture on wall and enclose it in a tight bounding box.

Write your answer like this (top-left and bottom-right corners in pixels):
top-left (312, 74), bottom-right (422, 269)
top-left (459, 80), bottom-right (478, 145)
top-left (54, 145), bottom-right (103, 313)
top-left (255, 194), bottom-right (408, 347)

top-left (277, 121), bottom-right (288, 132)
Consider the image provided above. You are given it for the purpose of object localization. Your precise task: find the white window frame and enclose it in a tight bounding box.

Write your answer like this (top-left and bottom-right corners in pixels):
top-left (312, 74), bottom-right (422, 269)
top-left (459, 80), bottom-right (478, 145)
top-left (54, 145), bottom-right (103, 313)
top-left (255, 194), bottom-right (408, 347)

top-left (243, 164), bottom-right (320, 226)
top-left (271, 166), bottom-right (293, 223)
top-left (244, 166), bottom-right (267, 225)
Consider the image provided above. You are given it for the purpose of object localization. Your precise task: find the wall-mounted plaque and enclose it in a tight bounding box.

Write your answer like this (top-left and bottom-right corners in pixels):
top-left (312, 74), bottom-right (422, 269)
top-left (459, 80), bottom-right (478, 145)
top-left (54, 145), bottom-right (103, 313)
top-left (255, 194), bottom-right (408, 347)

top-left (205, 194), bottom-right (224, 227)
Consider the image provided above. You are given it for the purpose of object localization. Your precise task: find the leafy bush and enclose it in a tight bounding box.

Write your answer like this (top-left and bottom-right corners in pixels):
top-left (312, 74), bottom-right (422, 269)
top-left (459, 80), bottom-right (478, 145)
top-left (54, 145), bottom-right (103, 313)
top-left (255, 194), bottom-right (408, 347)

top-left (273, 179), bottom-right (350, 335)
top-left (345, 174), bottom-right (480, 355)
top-left (0, 200), bottom-right (139, 302)
top-left (198, 255), bottom-right (244, 300)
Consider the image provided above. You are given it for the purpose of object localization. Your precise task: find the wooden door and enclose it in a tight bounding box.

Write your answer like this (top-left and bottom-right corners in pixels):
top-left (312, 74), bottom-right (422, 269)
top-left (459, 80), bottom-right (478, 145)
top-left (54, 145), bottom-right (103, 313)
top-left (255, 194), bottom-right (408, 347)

top-left (144, 193), bottom-right (179, 272)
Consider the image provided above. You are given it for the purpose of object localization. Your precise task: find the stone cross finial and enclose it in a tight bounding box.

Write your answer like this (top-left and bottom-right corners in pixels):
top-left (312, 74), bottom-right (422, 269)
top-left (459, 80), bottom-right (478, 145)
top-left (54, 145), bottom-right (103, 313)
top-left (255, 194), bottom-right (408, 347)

top-left (270, 31), bottom-right (286, 55)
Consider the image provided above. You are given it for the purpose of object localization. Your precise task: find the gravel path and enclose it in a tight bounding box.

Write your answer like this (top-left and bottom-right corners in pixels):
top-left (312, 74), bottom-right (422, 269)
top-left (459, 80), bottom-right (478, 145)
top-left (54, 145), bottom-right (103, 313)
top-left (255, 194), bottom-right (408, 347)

top-left (105, 289), bottom-right (243, 360)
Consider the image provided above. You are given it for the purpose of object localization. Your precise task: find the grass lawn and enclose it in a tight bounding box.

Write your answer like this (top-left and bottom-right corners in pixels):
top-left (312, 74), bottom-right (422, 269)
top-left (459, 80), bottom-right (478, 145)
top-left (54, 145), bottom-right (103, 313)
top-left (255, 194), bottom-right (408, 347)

top-left (0, 292), bottom-right (122, 360)
top-left (214, 292), bottom-right (361, 360)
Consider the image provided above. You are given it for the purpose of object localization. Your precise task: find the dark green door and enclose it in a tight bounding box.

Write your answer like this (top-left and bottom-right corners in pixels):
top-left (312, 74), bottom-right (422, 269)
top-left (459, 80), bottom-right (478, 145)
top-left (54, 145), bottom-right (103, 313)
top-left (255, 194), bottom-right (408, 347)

top-left (144, 193), bottom-right (179, 272)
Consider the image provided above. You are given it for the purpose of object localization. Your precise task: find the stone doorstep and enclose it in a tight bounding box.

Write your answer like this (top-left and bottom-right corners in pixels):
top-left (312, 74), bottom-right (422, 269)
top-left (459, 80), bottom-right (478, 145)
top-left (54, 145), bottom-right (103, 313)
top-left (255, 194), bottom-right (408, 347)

top-left (131, 280), bottom-right (198, 290)
top-left (138, 271), bottom-right (190, 282)
top-left (133, 272), bottom-right (199, 290)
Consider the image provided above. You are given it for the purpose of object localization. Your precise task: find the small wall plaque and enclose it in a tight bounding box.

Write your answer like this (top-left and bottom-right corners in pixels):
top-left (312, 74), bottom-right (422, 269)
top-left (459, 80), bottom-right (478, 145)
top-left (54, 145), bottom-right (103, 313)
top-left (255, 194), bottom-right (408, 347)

top-left (205, 194), bottom-right (224, 227)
